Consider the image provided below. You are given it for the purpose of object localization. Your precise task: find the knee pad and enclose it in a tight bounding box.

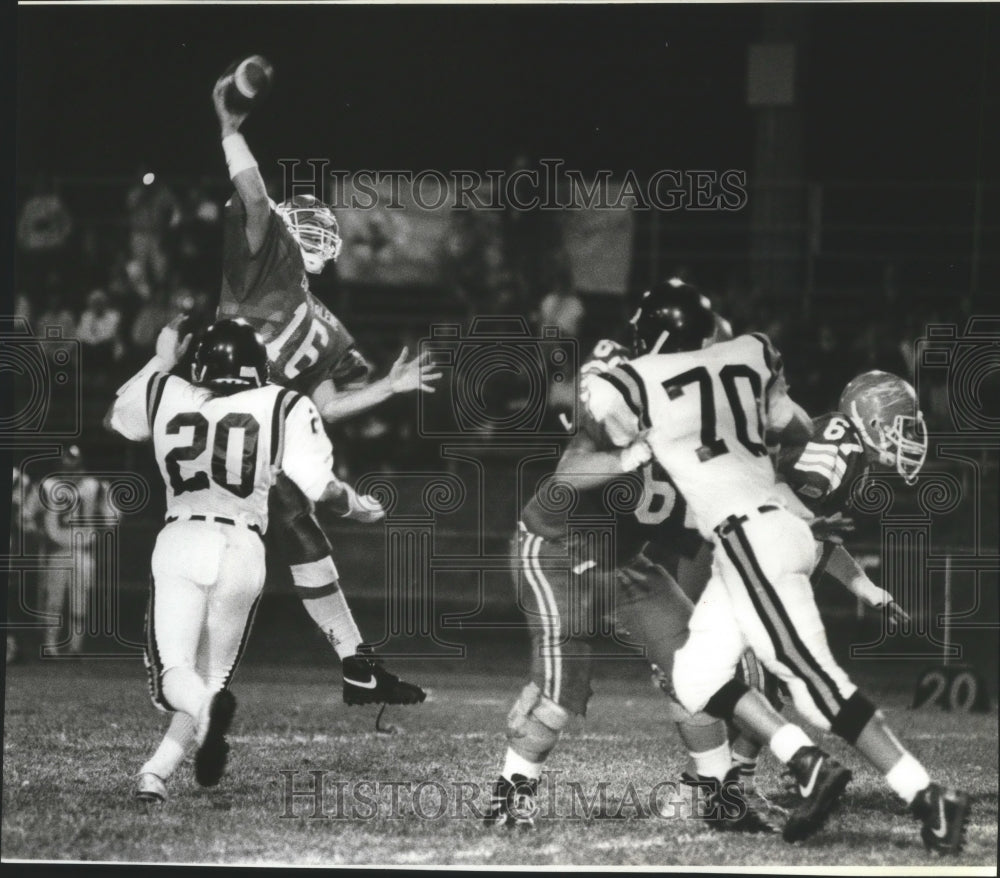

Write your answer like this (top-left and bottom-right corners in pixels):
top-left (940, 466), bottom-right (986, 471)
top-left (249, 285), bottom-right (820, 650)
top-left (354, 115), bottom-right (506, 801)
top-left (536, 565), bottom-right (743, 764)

top-left (290, 556), bottom-right (339, 591)
top-left (506, 682), bottom-right (572, 761)
top-left (704, 678), bottom-right (751, 721)
top-left (830, 691), bottom-right (877, 744)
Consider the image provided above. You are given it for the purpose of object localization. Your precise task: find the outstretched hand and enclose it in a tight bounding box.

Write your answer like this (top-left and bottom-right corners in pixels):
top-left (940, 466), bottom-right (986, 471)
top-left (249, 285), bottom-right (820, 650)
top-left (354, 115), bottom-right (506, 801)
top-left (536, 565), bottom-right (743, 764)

top-left (886, 600), bottom-right (911, 627)
top-left (343, 491), bottom-right (386, 524)
top-left (388, 347), bottom-right (443, 395)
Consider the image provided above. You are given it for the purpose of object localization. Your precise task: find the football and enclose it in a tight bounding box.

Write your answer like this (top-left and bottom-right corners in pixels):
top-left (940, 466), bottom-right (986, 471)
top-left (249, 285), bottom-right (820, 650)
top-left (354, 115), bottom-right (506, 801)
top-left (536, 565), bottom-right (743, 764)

top-left (224, 55), bottom-right (274, 113)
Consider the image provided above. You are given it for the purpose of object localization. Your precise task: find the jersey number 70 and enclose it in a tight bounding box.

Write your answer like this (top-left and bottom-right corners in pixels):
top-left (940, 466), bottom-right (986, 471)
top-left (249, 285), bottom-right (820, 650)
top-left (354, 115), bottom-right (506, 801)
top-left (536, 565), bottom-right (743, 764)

top-left (164, 412), bottom-right (260, 498)
top-left (662, 365), bottom-right (768, 462)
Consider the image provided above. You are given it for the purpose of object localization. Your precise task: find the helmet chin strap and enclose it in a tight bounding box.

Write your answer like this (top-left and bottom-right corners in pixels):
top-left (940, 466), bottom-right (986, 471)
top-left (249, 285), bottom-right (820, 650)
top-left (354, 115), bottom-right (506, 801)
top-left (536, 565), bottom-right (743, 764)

top-left (649, 330), bottom-right (671, 355)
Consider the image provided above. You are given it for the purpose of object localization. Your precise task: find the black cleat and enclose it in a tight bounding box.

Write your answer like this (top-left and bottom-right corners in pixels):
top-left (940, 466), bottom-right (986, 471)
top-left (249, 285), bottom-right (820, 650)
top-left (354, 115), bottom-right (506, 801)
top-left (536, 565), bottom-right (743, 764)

top-left (484, 774), bottom-right (538, 829)
top-left (911, 783), bottom-right (971, 855)
top-left (342, 653), bottom-right (426, 706)
top-left (681, 770), bottom-right (775, 834)
top-left (194, 689), bottom-right (237, 787)
top-left (783, 746), bottom-right (852, 842)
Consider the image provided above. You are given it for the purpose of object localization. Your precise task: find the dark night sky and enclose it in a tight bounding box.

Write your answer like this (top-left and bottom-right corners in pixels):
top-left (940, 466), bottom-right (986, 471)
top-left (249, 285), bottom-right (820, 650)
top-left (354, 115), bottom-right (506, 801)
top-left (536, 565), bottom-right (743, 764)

top-left (15, 4), bottom-right (998, 183)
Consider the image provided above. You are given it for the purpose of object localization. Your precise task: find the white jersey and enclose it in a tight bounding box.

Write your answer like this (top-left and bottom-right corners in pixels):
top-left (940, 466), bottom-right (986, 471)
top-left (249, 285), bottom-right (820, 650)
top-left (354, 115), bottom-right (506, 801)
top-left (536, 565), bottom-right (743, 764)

top-left (110, 362), bottom-right (335, 533)
top-left (583, 333), bottom-right (797, 538)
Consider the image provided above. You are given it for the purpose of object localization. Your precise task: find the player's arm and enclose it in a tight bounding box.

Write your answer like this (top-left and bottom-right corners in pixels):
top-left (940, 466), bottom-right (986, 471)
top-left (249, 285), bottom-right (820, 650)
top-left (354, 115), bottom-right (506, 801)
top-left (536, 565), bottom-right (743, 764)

top-left (752, 332), bottom-right (813, 446)
top-left (554, 367), bottom-right (652, 490)
top-left (105, 319), bottom-right (192, 440)
top-left (311, 347), bottom-right (441, 424)
top-left (814, 541), bottom-right (910, 623)
top-left (212, 74), bottom-right (270, 255)
top-left (280, 395), bottom-right (384, 522)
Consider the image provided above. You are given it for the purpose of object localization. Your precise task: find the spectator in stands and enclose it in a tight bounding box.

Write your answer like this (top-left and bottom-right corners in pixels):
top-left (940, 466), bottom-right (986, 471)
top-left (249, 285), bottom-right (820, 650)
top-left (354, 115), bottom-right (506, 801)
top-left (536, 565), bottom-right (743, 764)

top-left (17, 177), bottom-right (73, 255)
top-left (125, 169), bottom-right (181, 291)
top-left (14, 291), bottom-right (32, 325)
top-left (129, 286), bottom-right (176, 351)
top-left (537, 286), bottom-right (586, 338)
top-left (36, 292), bottom-right (77, 338)
top-left (175, 184), bottom-right (221, 289)
top-left (77, 289), bottom-right (124, 364)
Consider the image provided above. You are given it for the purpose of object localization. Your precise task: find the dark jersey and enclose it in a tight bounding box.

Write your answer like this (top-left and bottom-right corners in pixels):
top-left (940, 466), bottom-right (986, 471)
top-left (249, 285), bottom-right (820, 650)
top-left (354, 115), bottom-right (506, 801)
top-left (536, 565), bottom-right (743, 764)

top-left (217, 195), bottom-right (370, 397)
top-left (778, 411), bottom-right (869, 514)
top-left (519, 339), bottom-right (702, 565)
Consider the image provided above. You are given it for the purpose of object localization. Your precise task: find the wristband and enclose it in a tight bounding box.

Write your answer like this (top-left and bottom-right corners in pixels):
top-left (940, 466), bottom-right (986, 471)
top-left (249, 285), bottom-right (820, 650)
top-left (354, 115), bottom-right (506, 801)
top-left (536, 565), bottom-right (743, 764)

top-left (222, 133), bottom-right (257, 179)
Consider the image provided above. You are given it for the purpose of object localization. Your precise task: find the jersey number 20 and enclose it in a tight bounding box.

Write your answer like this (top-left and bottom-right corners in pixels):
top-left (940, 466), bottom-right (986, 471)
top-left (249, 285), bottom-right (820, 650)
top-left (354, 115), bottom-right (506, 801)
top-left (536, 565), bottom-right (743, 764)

top-left (164, 412), bottom-right (260, 498)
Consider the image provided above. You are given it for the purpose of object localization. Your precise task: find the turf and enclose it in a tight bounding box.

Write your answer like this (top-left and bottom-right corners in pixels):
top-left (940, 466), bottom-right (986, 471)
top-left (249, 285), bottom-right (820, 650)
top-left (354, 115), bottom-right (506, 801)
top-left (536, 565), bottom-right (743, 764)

top-left (2, 659), bottom-right (997, 867)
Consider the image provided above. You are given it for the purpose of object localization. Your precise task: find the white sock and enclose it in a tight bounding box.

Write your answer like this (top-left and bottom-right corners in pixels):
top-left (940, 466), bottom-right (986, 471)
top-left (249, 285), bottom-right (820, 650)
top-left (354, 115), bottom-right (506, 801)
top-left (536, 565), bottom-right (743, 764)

top-left (770, 723), bottom-right (814, 764)
top-left (298, 587), bottom-right (363, 660)
top-left (141, 712), bottom-right (196, 781)
top-left (885, 752), bottom-right (931, 805)
top-left (161, 666), bottom-right (210, 721)
top-left (690, 742), bottom-right (732, 782)
top-left (502, 747), bottom-right (542, 782)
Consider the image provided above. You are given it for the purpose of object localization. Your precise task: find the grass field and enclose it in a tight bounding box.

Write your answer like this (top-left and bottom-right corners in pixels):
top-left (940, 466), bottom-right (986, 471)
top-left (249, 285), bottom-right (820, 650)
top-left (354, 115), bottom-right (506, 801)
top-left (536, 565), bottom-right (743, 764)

top-left (2, 653), bottom-right (997, 868)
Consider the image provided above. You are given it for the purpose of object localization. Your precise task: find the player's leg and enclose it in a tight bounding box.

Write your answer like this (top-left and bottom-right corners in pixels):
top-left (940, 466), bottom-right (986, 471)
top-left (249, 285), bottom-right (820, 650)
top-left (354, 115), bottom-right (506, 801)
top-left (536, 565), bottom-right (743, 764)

top-left (673, 536), bottom-right (851, 843)
top-left (616, 555), bottom-right (732, 782)
top-left (729, 508), bottom-right (969, 848)
top-left (659, 540), bottom-right (781, 800)
top-left (67, 546), bottom-right (95, 656)
top-left (194, 525), bottom-right (267, 787)
top-left (39, 556), bottom-right (67, 655)
top-left (136, 712), bottom-right (197, 803)
top-left (488, 529), bottom-right (593, 828)
top-left (269, 471), bottom-right (425, 705)
top-left (270, 472), bottom-right (362, 656)
top-left (135, 522), bottom-right (222, 801)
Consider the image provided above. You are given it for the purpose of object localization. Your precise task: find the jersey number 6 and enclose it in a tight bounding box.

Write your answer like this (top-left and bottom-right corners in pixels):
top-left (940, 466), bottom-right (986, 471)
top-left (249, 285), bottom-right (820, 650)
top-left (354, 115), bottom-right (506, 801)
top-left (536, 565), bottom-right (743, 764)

top-left (164, 412), bottom-right (261, 498)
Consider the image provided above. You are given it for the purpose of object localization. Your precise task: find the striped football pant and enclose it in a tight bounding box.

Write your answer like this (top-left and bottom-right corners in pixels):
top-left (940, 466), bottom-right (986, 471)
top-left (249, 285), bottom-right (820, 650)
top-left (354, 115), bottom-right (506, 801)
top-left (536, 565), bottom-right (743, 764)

top-left (512, 526), bottom-right (620, 717)
top-left (145, 519), bottom-right (264, 712)
top-left (672, 505), bottom-right (857, 731)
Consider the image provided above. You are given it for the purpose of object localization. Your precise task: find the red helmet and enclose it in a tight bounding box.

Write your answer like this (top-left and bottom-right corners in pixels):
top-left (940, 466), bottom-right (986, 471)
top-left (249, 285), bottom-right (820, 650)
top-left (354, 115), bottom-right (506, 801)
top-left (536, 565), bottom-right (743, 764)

top-left (839, 370), bottom-right (927, 485)
top-left (275, 194), bottom-right (342, 273)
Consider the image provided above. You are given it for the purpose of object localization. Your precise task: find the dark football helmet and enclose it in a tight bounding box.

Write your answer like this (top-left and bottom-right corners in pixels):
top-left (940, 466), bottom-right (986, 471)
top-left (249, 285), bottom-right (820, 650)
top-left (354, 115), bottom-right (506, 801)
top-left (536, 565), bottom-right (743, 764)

top-left (630, 278), bottom-right (716, 356)
top-left (192, 319), bottom-right (269, 392)
top-left (275, 193), bottom-right (342, 273)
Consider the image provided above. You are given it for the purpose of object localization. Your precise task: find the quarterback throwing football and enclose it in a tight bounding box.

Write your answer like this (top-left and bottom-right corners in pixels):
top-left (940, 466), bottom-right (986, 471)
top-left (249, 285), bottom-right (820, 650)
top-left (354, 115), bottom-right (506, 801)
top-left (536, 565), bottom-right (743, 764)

top-left (208, 67), bottom-right (440, 705)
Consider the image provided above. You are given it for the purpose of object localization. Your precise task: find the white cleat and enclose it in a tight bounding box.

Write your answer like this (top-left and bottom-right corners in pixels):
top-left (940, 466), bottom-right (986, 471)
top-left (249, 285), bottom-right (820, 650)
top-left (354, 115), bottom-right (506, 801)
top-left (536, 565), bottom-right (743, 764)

top-left (135, 772), bottom-right (167, 805)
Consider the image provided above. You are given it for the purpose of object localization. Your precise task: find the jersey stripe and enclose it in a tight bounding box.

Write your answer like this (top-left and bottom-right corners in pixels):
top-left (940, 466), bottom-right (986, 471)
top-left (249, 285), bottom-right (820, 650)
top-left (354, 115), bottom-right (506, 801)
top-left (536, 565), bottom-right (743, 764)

top-left (597, 370), bottom-right (642, 421)
top-left (269, 388), bottom-right (295, 466)
top-left (146, 372), bottom-right (171, 429)
top-left (618, 362), bottom-right (651, 428)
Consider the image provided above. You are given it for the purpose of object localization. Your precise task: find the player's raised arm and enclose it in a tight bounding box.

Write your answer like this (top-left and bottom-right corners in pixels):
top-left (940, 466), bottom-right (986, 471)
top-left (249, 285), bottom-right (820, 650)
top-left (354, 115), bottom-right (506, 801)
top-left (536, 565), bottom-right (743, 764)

top-left (105, 318), bottom-right (192, 441)
top-left (212, 74), bottom-right (270, 255)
